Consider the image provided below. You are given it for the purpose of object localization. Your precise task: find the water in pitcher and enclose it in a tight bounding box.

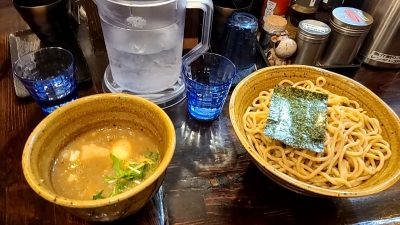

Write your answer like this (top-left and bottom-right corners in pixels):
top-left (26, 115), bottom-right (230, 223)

top-left (101, 17), bottom-right (185, 93)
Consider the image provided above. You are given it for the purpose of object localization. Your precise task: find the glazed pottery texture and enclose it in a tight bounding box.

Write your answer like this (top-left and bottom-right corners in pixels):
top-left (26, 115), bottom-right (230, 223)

top-left (22, 94), bottom-right (176, 221)
top-left (229, 65), bottom-right (400, 197)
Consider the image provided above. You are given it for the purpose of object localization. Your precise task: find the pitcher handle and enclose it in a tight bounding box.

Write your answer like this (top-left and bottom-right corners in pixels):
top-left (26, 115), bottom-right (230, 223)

top-left (183, 0), bottom-right (213, 61)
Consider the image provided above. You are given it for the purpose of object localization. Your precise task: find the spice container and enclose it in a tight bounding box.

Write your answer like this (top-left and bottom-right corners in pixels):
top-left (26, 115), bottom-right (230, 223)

top-left (294, 19), bottom-right (331, 65)
top-left (315, 0), bottom-right (345, 24)
top-left (289, 0), bottom-right (322, 27)
top-left (259, 15), bottom-right (287, 50)
top-left (319, 7), bottom-right (373, 66)
top-left (261, 0), bottom-right (291, 18)
top-left (318, 0), bottom-right (344, 12)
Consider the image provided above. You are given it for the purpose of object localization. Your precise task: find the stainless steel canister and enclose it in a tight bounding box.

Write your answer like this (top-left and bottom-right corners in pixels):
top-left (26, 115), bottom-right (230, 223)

top-left (319, 7), bottom-right (374, 66)
top-left (358, 0), bottom-right (400, 68)
top-left (294, 19), bottom-right (331, 65)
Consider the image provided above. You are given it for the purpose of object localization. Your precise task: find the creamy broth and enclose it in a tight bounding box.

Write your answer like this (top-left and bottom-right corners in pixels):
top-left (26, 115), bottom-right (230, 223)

top-left (51, 126), bottom-right (160, 200)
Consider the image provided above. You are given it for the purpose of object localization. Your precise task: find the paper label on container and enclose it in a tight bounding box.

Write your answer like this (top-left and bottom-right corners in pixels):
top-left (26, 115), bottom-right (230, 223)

top-left (345, 9), bottom-right (368, 22)
top-left (354, 10), bottom-right (370, 21)
top-left (367, 51), bottom-right (400, 64)
top-left (264, 1), bottom-right (277, 17)
top-left (309, 0), bottom-right (317, 7)
top-left (302, 23), bottom-right (330, 34)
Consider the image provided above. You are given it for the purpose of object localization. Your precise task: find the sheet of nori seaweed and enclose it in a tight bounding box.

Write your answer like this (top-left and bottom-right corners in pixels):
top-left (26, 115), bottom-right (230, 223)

top-left (263, 85), bottom-right (328, 153)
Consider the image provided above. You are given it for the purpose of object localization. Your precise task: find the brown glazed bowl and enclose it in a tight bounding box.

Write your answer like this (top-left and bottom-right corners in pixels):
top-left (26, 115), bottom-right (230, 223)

top-left (22, 94), bottom-right (176, 221)
top-left (229, 65), bottom-right (400, 197)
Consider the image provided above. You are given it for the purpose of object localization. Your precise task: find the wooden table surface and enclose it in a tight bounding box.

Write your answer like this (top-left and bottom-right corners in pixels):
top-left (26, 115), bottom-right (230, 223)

top-left (2, 1), bottom-right (400, 224)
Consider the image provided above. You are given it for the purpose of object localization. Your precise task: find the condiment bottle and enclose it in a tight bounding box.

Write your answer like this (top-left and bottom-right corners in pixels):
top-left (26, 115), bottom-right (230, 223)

top-left (319, 0), bottom-right (345, 12)
top-left (315, 0), bottom-right (345, 24)
top-left (293, 19), bottom-right (331, 65)
top-left (319, 7), bottom-right (373, 66)
top-left (261, 0), bottom-right (291, 18)
top-left (259, 15), bottom-right (287, 50)
top-left (288, 0), bottom-right (322, 27)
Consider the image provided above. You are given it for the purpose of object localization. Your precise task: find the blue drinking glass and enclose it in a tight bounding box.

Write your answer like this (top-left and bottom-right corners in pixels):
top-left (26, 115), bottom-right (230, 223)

top-left (182, 53), bottom-right (236, 121)
top-left (219, 12), bottom-right (258, 85)
top-left (13, 47), bottom-right (78, 115)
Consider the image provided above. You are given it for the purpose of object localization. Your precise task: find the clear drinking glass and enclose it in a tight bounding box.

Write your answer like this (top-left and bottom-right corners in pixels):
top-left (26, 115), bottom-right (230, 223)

top-left (182, 53), bottom-right (236, 121)
top-left (13, 47), bottom-right (78, 115)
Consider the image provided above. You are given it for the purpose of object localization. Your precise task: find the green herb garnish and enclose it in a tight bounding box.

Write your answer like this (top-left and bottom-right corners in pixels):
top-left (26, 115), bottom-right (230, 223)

top-left (93, 151), bottom-right (161, 200)
top-left (110, 154), bottom-right (125, 178)
top-left (109, 182), bottom-right (127, 197)
top-left (92, 190), bottom-right (105, 200)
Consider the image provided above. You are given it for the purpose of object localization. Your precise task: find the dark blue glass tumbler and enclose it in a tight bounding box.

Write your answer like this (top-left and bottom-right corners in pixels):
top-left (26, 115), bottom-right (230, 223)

top-left (219, 12), bottom-right (258, 85)
top-left (182, 53), bottom-right (236, 121)
top-left (13, 47), bottom-right (78, 115)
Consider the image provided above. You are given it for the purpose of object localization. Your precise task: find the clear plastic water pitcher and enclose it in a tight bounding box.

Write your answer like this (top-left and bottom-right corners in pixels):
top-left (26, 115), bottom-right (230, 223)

top-left (96, 0), bottom-right (213, 107)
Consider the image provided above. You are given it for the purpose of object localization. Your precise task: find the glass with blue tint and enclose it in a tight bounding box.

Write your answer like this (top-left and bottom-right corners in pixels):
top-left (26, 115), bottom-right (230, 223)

top-left (219, 12), bottom-right (258, 85)
top-left (182, 53), bottom-right (236, 121)
top-left (13, 47), bottom-right (78, 115)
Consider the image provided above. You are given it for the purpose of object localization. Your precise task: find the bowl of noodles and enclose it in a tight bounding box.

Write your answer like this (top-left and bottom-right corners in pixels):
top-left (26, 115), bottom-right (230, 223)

top-left (229, 65), bottom-right (400, 197)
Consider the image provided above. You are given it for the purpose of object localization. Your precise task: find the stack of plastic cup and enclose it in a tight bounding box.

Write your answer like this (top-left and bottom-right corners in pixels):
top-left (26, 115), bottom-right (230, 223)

top-left (219, 12), bottom-right (258, 85)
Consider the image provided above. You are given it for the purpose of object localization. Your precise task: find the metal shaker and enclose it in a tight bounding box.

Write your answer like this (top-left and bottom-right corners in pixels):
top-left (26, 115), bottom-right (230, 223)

top-left (319, 7), bottom-right (373, 66)
top-left (293, 19), bottom-right (331, 65)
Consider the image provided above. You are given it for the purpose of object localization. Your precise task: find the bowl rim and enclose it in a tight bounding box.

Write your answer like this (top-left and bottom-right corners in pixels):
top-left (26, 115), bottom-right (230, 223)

top-left (229, 65), bottom-right (400, 197)
top-left (21, 93), bottom-right (176, 208)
